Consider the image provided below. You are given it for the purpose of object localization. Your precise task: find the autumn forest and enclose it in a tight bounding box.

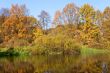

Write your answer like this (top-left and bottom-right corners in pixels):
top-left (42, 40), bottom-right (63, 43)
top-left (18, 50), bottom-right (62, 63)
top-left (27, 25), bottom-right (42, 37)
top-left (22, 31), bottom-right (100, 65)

top-left (0, 2), bottom-right (110, 56)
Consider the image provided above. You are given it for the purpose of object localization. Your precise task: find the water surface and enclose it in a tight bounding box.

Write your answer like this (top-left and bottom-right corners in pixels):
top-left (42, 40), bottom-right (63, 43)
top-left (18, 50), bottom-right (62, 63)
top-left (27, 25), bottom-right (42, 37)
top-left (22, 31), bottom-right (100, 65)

top-left (0, 55), bottom-right (110, 73)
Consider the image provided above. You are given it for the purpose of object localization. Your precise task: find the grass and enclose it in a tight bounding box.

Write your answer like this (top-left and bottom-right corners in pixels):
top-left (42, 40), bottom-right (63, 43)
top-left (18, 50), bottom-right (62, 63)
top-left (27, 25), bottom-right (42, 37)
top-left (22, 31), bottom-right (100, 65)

top-left (0, 48), bottom-right (19, 57)
top-left (81, 46), bottom-right (110, 56)
top-left (14, 46), bottom-right (31, 56)
top-left (0, 45), bottom-right (109, 57)
top-left (0, 46), bottom-right (31, 57)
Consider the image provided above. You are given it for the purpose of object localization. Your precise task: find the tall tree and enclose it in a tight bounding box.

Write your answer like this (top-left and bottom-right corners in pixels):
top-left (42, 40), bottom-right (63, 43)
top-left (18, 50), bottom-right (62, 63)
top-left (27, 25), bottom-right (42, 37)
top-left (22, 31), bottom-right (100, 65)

top-left (0, 8), bottom-right (10, 25)
top-left (103, 7), bottom-right (110, 21)
top-left (95, 10), bottom-right (103, 25)
top-left (2, 4), bottom-right (38, 43)
top-left (79, 4), bottom-right (100, 45)
top-left (101, 20), bottom-right (110, 40)
top-left (38, 10), bottom-right (50, 30)
top-left (0, 8), bottom-right (10, 43)
top-left (80, 4), bottom-right (96, 24)
top-left (53, 3), bottom-right (79, 27)
top-left (62, 3), bottom-right (79, 25)
top-left (52, 10), bottom-right (62, 27)
top-left (10, 4), bottom-right (28, 16)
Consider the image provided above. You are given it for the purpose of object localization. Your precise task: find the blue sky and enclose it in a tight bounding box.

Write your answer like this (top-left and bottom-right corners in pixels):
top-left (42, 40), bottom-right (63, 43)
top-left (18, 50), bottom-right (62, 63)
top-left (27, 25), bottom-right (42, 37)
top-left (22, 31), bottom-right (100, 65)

top-left (0, 0), bottom-right (110, 19)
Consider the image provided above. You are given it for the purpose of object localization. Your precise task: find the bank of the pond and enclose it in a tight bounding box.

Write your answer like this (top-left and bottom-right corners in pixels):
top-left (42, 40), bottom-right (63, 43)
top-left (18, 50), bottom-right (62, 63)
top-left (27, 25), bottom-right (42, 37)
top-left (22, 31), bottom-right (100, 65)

top-left (81, 47), bottom-right (110, 56)
top-left (0, 47), bottom-right (29, 57)
top-left (0, 46), bottom-right (109, 57)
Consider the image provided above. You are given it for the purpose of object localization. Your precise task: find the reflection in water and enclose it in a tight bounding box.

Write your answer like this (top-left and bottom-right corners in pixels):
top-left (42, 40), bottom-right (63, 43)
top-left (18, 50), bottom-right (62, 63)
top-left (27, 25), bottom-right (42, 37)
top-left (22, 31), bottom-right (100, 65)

top-left (0, 55), bottom-right (110, 73)
top-left (0, 57), bottom-right (35, 73)
top-left (102, 62), bottom-right (108, 73)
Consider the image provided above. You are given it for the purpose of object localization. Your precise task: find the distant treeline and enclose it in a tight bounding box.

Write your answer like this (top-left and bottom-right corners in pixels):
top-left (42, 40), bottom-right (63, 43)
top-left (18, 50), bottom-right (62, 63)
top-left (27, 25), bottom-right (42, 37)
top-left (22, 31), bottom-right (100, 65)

top-left (0, 3), bottom-right (110, 55)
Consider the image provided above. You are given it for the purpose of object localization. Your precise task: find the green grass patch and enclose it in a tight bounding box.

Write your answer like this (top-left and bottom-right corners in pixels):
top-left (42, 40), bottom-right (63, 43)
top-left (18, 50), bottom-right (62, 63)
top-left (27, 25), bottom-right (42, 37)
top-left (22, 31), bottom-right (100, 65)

top-left (81, 46), bottom-right (110, 56)
top-left (0, 46), bottom-right (31, 57)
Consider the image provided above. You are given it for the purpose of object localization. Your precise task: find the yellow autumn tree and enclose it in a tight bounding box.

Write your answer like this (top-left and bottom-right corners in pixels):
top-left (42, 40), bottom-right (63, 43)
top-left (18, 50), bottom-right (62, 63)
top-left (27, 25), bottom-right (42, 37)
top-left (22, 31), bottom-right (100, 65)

top-left (2, 4), bottom-right (38, 44)
top-left (79, 4), bottom-right (100, 45)
top-left (103, 7), bottom-right (110, 21)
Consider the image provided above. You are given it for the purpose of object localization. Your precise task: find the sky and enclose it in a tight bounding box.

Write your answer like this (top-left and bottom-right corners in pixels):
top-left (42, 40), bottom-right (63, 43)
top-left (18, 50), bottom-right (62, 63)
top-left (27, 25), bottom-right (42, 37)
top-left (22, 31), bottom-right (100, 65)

top-left (0, 0), bottom-right (110, 19)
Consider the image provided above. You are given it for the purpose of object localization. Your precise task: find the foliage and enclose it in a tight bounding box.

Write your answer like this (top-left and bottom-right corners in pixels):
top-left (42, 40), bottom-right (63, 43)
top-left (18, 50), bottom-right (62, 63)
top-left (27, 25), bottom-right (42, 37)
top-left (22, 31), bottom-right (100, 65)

top-left (80, 4), bottom-right (96, 24)
top-left (53, 3), bottom-right (79, 26)
top-left (34, 25), bottom-right (81, 55)
top-left (103, 7), bottom-right (110, 20)
top-left (0, 3), bottom-right (110, 55)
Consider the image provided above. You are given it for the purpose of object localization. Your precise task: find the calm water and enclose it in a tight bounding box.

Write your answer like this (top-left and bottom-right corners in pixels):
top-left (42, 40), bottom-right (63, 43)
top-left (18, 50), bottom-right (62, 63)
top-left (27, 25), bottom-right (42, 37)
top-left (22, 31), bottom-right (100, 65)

top-left (0, 55), bottom-right (110, 73)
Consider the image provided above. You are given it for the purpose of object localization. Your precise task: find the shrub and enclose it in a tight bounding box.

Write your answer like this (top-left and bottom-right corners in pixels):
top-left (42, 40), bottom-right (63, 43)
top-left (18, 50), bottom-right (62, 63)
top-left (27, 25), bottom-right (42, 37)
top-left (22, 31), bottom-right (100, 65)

top-left (34, 34), bottom-right (81, 55)
top-left (5, 38), bottom-right (29, 48)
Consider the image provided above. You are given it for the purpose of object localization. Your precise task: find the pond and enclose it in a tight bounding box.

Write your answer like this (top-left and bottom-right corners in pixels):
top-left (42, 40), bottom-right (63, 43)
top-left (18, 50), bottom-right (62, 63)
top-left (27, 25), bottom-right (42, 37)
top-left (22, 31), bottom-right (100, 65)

top-left (0, 55), bottom-right (110, 73)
